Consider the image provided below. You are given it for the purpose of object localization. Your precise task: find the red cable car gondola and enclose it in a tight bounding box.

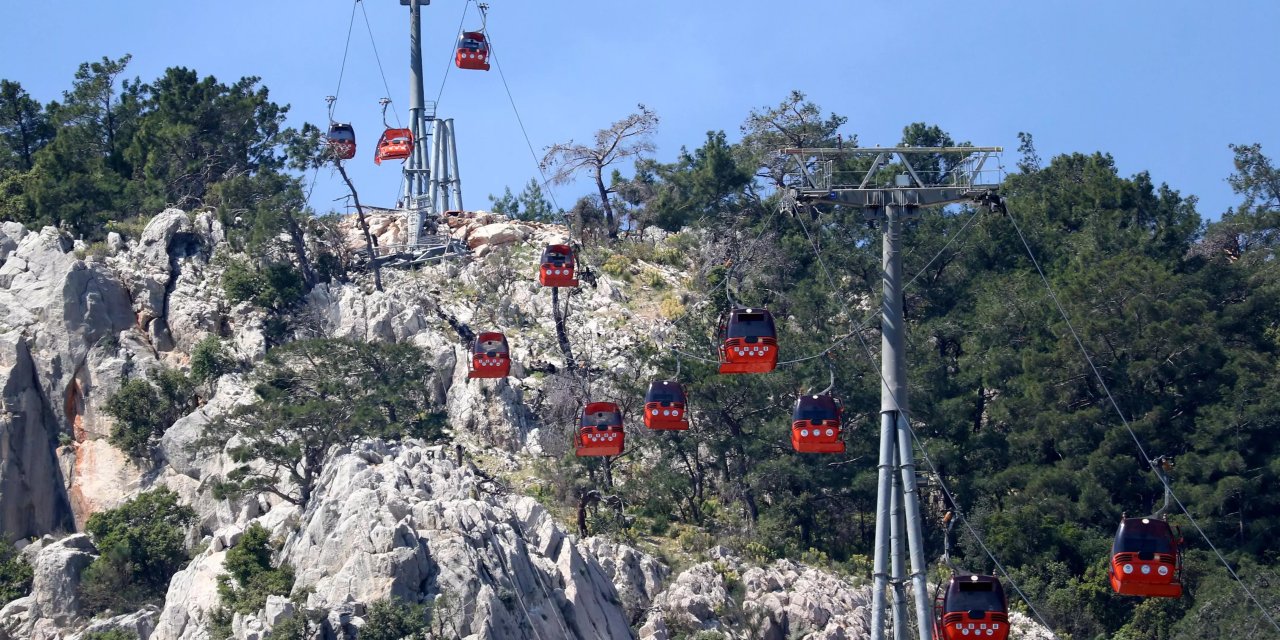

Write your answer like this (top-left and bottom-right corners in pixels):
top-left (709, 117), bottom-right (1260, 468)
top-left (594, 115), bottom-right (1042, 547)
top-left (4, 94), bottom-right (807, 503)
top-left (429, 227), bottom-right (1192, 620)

top-left (326, 123), bottom-right (356, 160)
top-left (538, 244), bottom-right (578, 288)
top-left (374, 128), bottom-right (414, 165)
top-left (643, 380), bottom-right (689, 431)
top-left (467, 332), bottom-right (510, 380)
top-left (718, 307), bottom-right (778, 374)
top-left (575, 402), bottom-right (624, 457)
top-left (455, 31), bottom-right (491, 71)
top-left (1108, 517), bottom-right (1183, 598)
top-left (933, 574), bottom-right (1010, 640)
top-left (791, 393), bottom-right (844, 453)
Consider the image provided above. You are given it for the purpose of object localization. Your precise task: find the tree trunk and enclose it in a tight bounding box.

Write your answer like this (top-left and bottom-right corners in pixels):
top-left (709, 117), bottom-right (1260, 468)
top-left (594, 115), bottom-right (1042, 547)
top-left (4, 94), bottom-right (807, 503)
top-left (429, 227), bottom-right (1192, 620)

top-left (336, 163), bottom-right (383, 292)
top-left (722, 410), bottom-right (760, 524)
top-left (594, 166), bottom-right (617, 239)
top-left (551, 286), bottom-right (576, 373)
top-left (284, 211), bottom-right (318, 290)
top-left (577, 489), bottom-right (602, 537)
top-left (675, 439), bottom-right (704, 523)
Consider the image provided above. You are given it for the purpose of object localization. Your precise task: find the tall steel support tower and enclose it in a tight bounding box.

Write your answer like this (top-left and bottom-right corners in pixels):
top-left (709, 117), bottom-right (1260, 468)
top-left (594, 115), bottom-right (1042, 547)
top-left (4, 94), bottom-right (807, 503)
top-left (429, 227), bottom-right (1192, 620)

top-left (784, 146), bottom-right (1003, 640)
top-left (400, 0), bottom-right (464, 244)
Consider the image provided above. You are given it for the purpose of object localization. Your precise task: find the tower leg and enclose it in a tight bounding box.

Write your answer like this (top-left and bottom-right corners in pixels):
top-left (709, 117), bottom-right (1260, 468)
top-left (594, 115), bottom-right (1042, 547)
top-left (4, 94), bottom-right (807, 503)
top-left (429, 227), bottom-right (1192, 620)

top-left (891, 445), bottom-right (908, 640)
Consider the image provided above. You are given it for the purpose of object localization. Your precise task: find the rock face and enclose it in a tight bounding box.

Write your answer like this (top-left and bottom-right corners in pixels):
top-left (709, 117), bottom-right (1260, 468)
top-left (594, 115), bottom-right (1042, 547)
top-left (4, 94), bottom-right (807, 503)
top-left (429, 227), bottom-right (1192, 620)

top-left (0, 209), bottom-right (235, 537)
top-left (639, 553), bottom-right (873, 640)
top-left (0, 534), bottom-right (98, 640)
top-left (0, 223), bottom-right (141, 539)
top-left (152, 440), bottom-right (652, 640)
top-left (0, 211), bottom-right (1058, 640)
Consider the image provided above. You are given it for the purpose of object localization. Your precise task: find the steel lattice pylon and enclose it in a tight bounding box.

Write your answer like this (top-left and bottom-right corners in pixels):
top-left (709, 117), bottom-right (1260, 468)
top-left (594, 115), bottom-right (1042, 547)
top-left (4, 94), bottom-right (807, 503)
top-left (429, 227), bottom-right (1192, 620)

top-left (784, 145), bottom-right (1003, 640)
top-left (399, 0), bottom-right (465, 253)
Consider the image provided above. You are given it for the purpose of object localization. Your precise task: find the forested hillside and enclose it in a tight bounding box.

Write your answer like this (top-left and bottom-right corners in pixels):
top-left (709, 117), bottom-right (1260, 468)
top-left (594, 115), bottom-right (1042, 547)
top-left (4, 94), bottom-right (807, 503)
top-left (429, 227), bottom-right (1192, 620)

top-left (2, 58), bottom-right (1279, 639)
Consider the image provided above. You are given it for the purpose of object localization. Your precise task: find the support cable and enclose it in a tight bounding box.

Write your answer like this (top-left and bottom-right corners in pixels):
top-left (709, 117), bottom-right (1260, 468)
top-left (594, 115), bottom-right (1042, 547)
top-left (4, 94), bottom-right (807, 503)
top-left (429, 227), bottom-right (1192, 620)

top-left (490, 48), bottom-right (563, 213)
top-left (433, 0), bottom-right (472, 108)
top-left (666, 205), bottom-right (982, 368)
top-left (1000, 199), bottom-right (1280, 634)
top-left (359, 0), bottom-right (401, 126)
top-left (905, 418), bottom-right (1059, 637)
top-left (775, 205), bottom-right (983, 366)
top-left (333, 1), bottom-right (359, 103)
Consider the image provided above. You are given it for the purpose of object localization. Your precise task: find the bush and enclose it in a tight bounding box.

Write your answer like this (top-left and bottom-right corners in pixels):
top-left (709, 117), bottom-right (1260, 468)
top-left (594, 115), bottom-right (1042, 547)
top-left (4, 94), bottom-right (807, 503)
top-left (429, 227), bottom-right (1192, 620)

top-left (0, 539), bottom-right (32, 603)
top-left (217, 523), bottom-right (294, 615)
top-left (103, 367), bottom-right (196, 459)
top-left (80, 488), bottom-right (197, 614)
top-left (359, 598), bottom-right (432, 640)
top-left (190, 335), bottom-right (235, 384)
top-left (221, 260), bottom-right (305, 312)
top-left (83, 631), bottom-right (137, 640)
top-left (601, 254), bottom-right (634, 280)
top-left (659, 294), bottom-right (685, 319)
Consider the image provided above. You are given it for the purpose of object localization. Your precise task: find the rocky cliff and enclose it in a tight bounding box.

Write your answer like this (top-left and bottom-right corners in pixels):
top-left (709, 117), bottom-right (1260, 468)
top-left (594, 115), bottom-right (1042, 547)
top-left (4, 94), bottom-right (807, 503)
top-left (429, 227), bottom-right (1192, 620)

top-left (0, 210), bottom-right (1054, 639)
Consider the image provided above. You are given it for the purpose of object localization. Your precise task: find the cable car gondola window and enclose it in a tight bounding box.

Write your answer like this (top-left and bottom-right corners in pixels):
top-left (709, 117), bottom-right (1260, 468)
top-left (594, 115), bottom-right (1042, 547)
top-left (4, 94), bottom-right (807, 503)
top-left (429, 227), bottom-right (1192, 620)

top-left (797, 402), bottom-right (837, 422)
top-left (645, 385), bottom-right (685, 404)
top-left (1113, 519), bottom-right (1175, 555)
top-left (727, 312), bottom-right (774, 338)
top-left (946, 581), bottom-right (1005, 613)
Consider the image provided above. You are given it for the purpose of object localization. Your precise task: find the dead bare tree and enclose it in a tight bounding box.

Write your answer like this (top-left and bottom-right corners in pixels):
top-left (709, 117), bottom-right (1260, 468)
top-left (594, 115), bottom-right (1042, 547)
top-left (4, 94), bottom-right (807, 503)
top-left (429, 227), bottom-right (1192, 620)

top-left (551, 286), bottom-right (576, 373)
top-left (541, 104), bottom-right (659, 239)
top-left (336, 163), bottom-right (383, 292)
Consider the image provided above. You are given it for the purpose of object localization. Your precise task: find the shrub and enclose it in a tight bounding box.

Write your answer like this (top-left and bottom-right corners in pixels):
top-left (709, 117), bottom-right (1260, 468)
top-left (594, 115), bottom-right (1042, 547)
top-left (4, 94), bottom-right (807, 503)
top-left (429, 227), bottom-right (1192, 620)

top-left (658, 294), bottom-right (685, 319)
top-left (0, 539), bottom-right (33, 603)
top-left (677, 527), bottom-right (714, 553)
top-left (221, 260), bottom-right (305, 312)
top-left (190, 335), bottom-right (235, 385)
top-left (642, 270), bottom-right (667, 289)
top-left (221, 259), bottom-right (260, 305)
top-left (601, 254), bottom-right (634, 280)
top-left (103, 367), bottom-right (196, 459)
top-left (80, 488), bottom-right (197, 614)
top-left (217, 523), bottom-right (294, 615)
top-left (83, 631), bottom-right (137, 640)
top-left (360, 598), bottom-right (432, 640)
top-left (651, 245), bottom-right (684, 267)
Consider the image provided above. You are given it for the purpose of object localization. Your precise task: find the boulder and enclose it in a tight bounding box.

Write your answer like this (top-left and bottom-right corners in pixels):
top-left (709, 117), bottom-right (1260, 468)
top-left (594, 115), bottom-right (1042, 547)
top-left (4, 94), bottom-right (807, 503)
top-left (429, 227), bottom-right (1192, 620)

top-left (27, 534), bottom-right (98, 628)
top-left (467, 223), bottom-right (524, 250)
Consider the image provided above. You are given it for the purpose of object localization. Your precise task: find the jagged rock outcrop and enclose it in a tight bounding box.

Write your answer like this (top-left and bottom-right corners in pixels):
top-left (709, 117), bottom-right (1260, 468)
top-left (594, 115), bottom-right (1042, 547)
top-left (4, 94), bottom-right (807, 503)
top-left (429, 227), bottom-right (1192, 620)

top-left (638, 551), bottom-right (875, 640)
top-left (0, 534), bottom-right (98, 640)
top-left (152, 440), bottom-right (652, 640)
top-left (0, 224), bottom-right (141, 537)
top-left (0, 211), bottom-right (1060, 640)
top-left (115, 208), bottom-right (224, 354)
top-left (0, 209), bottom-right (243, 536)
top-left (71, 606), bottom-right (159, 640)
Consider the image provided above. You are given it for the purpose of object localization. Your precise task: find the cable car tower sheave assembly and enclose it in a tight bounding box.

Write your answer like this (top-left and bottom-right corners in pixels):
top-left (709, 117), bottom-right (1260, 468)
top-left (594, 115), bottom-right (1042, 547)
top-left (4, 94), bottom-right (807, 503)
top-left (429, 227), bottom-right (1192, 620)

top-left (785, 146), bottom-right (1003, 640)
top-left (396, 0), bottom-right (465, 263)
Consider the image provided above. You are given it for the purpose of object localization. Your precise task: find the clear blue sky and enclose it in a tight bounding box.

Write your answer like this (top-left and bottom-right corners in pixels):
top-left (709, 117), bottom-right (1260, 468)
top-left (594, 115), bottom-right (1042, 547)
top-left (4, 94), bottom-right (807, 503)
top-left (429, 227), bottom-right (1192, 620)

top-left (2, 1), bottom-right (1277, 219)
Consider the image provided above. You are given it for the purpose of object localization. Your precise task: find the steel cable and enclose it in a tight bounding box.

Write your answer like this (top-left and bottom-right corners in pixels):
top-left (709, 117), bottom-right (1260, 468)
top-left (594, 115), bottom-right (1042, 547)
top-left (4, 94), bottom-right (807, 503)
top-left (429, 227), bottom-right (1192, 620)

top-left (1002, 199), bottom-right (1280, 634)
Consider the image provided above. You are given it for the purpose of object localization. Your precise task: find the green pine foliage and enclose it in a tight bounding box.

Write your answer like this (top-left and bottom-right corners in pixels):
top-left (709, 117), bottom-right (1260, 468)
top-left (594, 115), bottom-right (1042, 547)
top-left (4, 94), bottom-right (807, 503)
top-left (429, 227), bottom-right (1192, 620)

top-left (79, 488), bottom-right (196, 614)
top-left (216, 523), bottom-right (294, 615)
top-left (82, 631), bottom-right (137, 640)
top-left (102, 367), bottom-right (197, 460)
top-left (358, 598), bottom-right (432, 640)
top-left (221, 259), bottom-right (306, 312)
top-left (536, 99), bottom-right (1280, 637)
top-left (195, 338), bottom-right (446, 507)
top-left (0, 539), bottom-right (32, 604)
top-left (190, 335), bottom-right (237, 385)
top-left (489, 178), bottom-right (559, 223)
